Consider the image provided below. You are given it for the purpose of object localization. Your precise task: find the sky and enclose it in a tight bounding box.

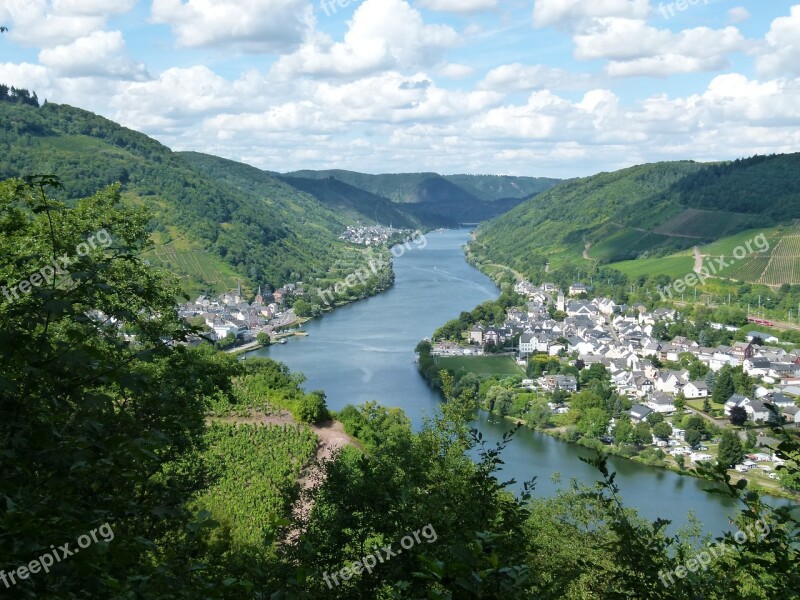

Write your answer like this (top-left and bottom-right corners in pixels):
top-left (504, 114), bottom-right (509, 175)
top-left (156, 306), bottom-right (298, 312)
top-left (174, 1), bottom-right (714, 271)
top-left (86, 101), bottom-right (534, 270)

top-left (0, 0), bottom-right (798, 178)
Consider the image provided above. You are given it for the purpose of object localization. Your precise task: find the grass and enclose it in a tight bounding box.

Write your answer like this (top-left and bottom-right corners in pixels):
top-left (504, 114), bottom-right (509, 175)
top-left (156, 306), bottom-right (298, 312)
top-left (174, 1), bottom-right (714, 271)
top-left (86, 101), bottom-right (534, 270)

top-left (610, 255), bottom-right (694, 278)
top-left (436, 355), bottom-right (525, 377)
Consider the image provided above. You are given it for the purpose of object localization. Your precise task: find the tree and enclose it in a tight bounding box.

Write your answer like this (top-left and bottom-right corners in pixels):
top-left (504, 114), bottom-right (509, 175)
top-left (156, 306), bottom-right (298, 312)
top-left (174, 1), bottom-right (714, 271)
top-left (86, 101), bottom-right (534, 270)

top-left (0, 177), bottom-right (244, 596)
top-left (717, 430), bottom-right (744, 468)
top-left (729, 406), bottom-right (748, 427)
top-left (674, 394), bottom-right (686, 414)
top-left (703, 397), bottom-right (711, 413)
top-left (712, 366), bottom-right (735, 405)
top-left (652, 422), bottom-right (673, 441)
top-left (298, 390), bottom-right (330, 424)
top-left (684, 428), bottom-right (702, 448)
top-left (646, 411), bottom-right (664, 425)
top-left (705, 371), bottom-right (716, 394)
top-left (614, 419), bottom-right (634, 445)
top-left (675, 454), bottom-right (686, 471)
top-left (632, 422), bottom-right (652, 446)
top-left (256, 331), bottom-right (271, 346)
top-left (292, 298), bottom-right (314, 317)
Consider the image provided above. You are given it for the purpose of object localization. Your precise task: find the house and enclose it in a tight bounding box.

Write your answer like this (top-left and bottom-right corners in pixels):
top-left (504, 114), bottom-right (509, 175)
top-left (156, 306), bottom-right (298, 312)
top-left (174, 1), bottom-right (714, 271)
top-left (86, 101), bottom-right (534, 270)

top-left (569, 283), bottom-right (588, 296)
top-left (782, 405), bottom-right (800, 427)
top-left (655, 371), bottom-right (683, 394)
top-left (646, 392), bottom-right (676, 414)
top-left (730, 342), bottom-right (755, 361)
top-left (484, 328), bottom-right (500, 346)
top-left (683, 381), bottom-right (709, 399)
top-left (724, 394), bottom-right (751, 416)
top-left (543, 375), bottom-right (578, 392)
top-left (744, 357), bottom-right (771, 377)
top-left (746, 331), bottom-right (780, 344)
top-left (628, 404), bottom-right (653, 423)
top-left (745, 401), bottom-right (771, 423)
top-left (768, 393), bottom-right (796, 408)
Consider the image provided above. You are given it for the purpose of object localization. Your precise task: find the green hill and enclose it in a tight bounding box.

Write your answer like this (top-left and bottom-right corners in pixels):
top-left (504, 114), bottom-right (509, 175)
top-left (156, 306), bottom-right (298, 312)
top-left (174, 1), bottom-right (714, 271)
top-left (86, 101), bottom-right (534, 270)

top-left (275, 174), bottom-right (420, 229)
top-left (282, 169), bottom-right (555, 226)
top-left (471, 154), bottom-right (800, 281)
top-left (0, 98), bottom-right (366, 294)
top-left (443, 174), bottom-right (559, 201)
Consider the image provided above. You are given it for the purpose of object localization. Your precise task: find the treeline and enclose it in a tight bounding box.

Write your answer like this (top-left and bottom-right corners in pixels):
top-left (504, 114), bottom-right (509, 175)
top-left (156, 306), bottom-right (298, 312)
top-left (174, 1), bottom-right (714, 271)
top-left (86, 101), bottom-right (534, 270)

top-left (0, 84), bottom-right (39, 107)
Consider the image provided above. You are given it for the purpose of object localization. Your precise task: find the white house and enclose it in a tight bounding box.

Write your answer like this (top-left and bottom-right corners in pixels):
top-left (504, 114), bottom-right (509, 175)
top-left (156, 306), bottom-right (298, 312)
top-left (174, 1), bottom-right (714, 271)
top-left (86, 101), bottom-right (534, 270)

top-left (646, 392), bottom-right (676, 414)
top-left (682, 381), bottom-right (710, 399)
top-left (724, 394), bottom-right (751, 416)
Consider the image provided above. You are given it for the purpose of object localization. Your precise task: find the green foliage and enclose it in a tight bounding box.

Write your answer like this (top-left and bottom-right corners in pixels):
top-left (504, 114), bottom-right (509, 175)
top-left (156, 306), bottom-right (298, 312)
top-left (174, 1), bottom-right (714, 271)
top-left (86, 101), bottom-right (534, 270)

top-left (200, 422), bottom-right (317, 546)
top-left (718, 430), bottom-right (745, 468)
top-left (0, 176), bottom-right (245, 597)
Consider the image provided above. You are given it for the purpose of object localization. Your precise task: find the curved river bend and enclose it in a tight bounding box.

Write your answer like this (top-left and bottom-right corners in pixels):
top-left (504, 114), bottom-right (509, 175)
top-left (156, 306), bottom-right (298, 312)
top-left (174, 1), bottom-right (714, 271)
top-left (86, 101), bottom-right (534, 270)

top-left (249, 229), bottom-right (790, 534)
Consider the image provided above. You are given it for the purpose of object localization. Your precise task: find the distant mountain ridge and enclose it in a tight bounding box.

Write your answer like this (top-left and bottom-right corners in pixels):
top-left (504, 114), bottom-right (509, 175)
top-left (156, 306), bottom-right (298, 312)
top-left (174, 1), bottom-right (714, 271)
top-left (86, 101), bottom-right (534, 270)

top-left (281, 169), bottom-right (559, 226)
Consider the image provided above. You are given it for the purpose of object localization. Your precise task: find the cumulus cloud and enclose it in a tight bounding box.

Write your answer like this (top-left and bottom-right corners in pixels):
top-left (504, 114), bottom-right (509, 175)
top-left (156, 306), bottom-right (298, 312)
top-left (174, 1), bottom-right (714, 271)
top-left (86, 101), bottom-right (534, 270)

top-left (151, 0), bottom-right (312, 53)
top-left (478, 63), bottom-right (598, 91)
top-left (271, 0), bottom-right (459, 79)
top-left (532, 0), bottom-right (650, 30)
top-left (757, 6), bottom-right (800, 78)
top-left (0, 0), bottom-right (137, 47)
top-left (415, 0), bottom-right (497, 13)
top-left (39, 31), bottom-right (148, 80)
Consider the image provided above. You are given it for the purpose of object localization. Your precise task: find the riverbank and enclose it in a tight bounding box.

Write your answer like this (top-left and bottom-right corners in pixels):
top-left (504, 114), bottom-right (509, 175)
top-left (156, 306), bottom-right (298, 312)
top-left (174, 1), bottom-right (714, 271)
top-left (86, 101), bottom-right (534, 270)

top-left (492, 412), bottom-right (798, 501)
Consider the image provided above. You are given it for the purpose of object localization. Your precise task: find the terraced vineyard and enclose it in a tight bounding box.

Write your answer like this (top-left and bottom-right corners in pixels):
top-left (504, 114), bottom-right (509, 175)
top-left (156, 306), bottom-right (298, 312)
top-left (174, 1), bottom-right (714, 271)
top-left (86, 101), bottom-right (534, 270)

top-left (199, 422), bottom-right (318, 546)
top-left (759, 229), bottom-right (800, 286)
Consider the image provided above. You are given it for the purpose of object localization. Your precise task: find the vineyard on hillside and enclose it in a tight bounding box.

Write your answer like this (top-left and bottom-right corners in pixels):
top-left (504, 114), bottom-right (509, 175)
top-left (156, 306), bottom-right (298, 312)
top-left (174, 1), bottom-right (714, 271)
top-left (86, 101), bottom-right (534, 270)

top-left (199, 422), bottom-right (318, 546)
top-left (759, 230), bottom-right (800, 286)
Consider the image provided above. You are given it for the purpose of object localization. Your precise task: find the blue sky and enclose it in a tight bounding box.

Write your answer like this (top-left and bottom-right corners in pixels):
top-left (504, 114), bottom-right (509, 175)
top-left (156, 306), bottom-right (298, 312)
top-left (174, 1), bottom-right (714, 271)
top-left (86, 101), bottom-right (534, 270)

top-left (0, 1), bottom-right (798, 177)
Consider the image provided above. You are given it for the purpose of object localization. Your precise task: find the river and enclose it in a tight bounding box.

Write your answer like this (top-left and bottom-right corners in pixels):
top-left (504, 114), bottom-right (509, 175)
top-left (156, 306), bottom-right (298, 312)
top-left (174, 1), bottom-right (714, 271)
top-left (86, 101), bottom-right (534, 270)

top-left (248, 229), bottom-right (787, 535)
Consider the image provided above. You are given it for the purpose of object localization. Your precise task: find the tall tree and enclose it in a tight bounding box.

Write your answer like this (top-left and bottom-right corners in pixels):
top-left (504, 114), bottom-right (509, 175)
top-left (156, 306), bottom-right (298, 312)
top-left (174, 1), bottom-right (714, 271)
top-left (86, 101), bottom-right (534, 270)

top-left (717, 430), bottom-right (744, 468)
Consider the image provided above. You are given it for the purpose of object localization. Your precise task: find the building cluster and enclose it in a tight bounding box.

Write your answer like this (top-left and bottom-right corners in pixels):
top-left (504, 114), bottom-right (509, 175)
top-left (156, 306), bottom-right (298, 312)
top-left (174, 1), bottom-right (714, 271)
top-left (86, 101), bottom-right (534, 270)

top-left (339, 225), bottom-right (412, 246)
top-left (177, 282), bottom-right (304, 342)
top-left (438, 280), bottom-right (800, 433)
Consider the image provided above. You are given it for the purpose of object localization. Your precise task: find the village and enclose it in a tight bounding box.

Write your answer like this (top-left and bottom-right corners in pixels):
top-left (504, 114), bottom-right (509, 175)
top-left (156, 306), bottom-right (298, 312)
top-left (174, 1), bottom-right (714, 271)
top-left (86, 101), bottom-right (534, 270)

top-left (430, 280), bottom-right (800, 485)
top-left (177, 282), bottom-right (305, 350)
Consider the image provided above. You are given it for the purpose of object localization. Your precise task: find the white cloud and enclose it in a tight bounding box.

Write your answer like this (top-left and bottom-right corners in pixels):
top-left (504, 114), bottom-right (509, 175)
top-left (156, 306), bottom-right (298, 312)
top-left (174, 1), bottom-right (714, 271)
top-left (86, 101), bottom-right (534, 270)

top-left (0, 0), bottom-right (137, 47)
top-left (436, 63), bottom-right (476, 79)
top-left (532, 0), bottom-right (650, 30)
top-left (39, 31), bottom-right (148, 80)
top-left (150, 0), bottom-right (312, 53)
top-left (573, 19), bottom-right (746, 77)
top-left (478, 63), bottom-right (598, 91)
top-left (728, 7), bottom-right (751, 24)
top-left (757, 6), bottom-right (800, 78)
top-left (272, 0), bottom-right (459, 79)
top-left (415, 0), bottom-right (497, 13)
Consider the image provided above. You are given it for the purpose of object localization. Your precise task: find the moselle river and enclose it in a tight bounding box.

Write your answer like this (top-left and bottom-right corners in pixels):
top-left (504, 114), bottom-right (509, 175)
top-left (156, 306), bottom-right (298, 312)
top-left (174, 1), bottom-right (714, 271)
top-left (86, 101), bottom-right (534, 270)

top-left (248, 229), bottom-right (793, 534)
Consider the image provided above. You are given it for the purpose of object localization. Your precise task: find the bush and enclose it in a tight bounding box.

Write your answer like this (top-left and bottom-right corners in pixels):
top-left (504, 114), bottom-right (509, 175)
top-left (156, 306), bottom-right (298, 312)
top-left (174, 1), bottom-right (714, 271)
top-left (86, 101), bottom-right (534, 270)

top-left (297, 391), bottom-right (329, 424)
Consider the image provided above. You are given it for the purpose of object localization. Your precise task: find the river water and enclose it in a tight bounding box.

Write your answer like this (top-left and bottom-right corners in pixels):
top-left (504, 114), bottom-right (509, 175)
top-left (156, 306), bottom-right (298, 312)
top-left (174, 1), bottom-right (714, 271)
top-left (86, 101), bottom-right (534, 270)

top-left (249, 229), bottom-right (789, 535)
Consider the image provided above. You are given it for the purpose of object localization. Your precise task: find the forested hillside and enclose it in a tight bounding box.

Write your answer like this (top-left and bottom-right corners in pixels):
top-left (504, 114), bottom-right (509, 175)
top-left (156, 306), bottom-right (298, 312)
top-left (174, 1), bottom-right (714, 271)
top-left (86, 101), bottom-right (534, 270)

top-left (472, 154), bottom-right (800, 278)
top-left (0, 96), bottom-right (367, 292)
top-left (282, 168), bottom-right (557, 225)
